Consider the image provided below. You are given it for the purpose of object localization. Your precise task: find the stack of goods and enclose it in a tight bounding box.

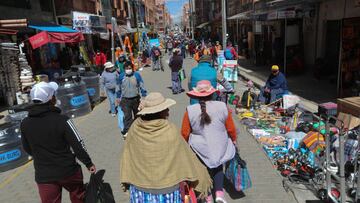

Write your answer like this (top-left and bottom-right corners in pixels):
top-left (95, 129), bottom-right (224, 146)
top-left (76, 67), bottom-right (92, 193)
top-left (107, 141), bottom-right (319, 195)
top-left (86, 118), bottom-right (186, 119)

top-left (18, 53), bottom-right (35, 90)
top-left (0, 43), bottom-right (21, 106)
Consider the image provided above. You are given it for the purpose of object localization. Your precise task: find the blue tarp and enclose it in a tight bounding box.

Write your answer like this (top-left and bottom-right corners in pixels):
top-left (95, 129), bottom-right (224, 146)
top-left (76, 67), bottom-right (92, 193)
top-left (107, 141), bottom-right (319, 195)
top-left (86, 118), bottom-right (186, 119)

top-left (29, 25), bottom-right (77, 33)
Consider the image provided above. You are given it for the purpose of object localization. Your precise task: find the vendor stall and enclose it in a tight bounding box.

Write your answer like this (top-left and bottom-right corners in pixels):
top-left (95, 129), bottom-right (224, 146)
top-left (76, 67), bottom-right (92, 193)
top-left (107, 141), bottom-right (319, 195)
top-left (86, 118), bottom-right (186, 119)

top-left (231, 90), bottom-right (360, 202)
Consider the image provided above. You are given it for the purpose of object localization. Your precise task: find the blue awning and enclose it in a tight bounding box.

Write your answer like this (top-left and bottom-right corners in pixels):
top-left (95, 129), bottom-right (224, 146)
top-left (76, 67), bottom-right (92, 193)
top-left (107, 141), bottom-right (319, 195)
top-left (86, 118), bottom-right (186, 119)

top-left (29, 22), bottom-right (77, 33)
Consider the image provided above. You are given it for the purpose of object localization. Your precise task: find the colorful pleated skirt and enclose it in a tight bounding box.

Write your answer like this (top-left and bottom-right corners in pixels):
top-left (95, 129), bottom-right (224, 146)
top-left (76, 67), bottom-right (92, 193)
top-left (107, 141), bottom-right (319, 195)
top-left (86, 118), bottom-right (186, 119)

top-left (129, 185), bottom-right (182, 203)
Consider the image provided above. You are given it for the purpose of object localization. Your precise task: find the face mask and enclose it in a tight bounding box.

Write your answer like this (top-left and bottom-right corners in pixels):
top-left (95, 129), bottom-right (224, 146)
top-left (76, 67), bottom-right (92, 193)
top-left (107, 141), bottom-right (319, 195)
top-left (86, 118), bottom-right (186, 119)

top-left (125, 69), bottom-right (133, 75)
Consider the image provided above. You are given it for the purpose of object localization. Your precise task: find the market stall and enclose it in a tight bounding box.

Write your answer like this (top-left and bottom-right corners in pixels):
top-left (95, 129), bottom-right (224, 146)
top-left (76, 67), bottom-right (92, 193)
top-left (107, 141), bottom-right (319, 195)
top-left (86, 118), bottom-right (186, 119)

top-left (231, 92), bottom-right (360, 202)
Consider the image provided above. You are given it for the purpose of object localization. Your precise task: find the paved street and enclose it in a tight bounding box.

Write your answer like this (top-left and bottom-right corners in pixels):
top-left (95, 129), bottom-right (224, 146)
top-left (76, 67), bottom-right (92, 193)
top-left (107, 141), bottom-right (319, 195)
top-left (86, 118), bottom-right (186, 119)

top-left (0, 54), bottom-right (297, 203)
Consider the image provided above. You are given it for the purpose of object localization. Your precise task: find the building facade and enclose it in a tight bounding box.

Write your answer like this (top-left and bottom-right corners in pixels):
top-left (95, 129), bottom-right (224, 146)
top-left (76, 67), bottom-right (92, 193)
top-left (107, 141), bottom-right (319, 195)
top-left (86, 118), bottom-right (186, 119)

top-left (144, 0), bottom-right (156, 28)
top-left (182, 3), bottom-right (190, 34)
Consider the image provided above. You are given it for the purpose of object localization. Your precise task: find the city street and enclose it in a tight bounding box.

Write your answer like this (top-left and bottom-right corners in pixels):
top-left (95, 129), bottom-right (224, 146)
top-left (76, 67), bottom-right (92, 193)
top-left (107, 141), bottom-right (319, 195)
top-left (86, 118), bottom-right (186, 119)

top-left (0, 54), bottom-right (298, 203)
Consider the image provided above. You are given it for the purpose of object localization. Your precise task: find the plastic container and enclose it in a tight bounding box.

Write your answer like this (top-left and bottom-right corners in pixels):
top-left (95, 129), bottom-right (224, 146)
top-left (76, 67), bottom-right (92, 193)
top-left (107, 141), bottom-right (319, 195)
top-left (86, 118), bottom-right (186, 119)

top-left (56, 76), bottom-right (91, 118)
top-left (80, 71), bottom-right (100, 105)
top-left (0, 122), bottom-right (31, 172)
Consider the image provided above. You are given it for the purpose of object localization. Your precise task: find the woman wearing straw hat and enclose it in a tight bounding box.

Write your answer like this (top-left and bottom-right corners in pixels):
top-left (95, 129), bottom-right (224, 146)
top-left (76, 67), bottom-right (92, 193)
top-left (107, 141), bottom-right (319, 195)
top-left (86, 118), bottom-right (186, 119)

top-left (120, 92), bottom-right (212, 203)
top-left (181, 80), bottom-right (237, 203)
top-left (101, 62), bottom-right (118, 117)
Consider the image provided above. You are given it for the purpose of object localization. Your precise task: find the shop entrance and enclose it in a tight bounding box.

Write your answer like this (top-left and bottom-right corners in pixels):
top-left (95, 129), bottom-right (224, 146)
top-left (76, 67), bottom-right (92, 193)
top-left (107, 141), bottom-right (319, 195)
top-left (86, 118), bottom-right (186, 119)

top-left (324, 20), bottom-right (341, 76)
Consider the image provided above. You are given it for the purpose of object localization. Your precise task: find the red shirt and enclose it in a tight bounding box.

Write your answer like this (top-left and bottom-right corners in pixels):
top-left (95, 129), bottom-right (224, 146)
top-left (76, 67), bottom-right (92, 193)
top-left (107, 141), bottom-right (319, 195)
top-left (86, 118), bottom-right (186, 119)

top-left (94, 53), bottom-right (107, 66)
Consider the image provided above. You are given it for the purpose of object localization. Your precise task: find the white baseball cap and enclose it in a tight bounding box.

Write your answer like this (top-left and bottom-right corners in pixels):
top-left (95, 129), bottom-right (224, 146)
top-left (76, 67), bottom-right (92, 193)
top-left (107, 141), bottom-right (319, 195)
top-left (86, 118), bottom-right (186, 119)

top-left (30, 81), bottom-right (59, 103)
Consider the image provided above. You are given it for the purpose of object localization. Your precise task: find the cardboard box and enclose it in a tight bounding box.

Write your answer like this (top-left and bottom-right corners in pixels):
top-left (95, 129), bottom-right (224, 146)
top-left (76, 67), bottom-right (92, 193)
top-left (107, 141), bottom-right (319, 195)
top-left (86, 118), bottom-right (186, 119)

top-left (337, 97), bottom-right (360, 117)
top-left (337, 112), bottom-right (360, 130)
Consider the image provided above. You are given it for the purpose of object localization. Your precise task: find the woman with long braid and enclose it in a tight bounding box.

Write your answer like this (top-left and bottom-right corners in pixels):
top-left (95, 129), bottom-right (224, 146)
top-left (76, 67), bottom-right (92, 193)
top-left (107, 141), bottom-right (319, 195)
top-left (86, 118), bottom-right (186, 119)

top-left (181, 80), bottom-right (237, 203)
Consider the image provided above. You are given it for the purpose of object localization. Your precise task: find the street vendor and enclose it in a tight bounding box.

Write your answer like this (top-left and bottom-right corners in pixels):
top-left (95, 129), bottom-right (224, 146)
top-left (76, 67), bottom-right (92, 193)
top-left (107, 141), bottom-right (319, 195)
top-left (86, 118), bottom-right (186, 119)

top-left (259, 65), bottom-right (289, 104)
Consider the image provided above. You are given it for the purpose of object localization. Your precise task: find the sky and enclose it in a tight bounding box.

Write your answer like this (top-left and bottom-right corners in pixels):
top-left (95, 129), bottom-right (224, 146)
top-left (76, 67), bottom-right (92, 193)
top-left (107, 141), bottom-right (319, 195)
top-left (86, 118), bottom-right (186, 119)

top-left (165, 0), bottom-right (187, 24)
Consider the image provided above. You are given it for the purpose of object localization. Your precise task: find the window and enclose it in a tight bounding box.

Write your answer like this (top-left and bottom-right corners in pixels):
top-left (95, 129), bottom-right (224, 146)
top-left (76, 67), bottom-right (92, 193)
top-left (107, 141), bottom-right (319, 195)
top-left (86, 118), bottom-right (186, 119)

top-left (0, 0), bottom-right (31, 9)
top-left (39, 0), bottom-right (52, 12)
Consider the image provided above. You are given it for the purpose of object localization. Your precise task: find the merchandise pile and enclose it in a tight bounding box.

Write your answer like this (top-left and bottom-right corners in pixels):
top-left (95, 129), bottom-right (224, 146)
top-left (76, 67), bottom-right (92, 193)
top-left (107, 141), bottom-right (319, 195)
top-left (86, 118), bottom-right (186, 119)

top-left (0, 43), bottom-right (20, 105)
top-left (232, 95), bottom-right (360, 201)
top-left (19, 53), bottom-right (35, 90)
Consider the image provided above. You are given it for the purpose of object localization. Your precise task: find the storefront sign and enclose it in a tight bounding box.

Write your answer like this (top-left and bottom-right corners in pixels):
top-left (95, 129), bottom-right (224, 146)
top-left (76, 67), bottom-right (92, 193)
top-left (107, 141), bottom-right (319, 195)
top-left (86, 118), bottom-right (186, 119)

top-left (278, 10), bottom-right (296, 19)
top-left (72, 11), bottom-right (107, 34)
top-left (267, 11), bottom-right (278, 20)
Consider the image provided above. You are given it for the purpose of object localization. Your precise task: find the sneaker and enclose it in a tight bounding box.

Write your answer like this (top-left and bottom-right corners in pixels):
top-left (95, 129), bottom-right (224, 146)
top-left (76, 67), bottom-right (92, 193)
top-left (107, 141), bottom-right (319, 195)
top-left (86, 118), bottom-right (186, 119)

top-left (206, 195), bottom-right (214, 203)
top-left (123, 133), bottom-right (128, 140)
top-left (111, 113), bottom-right (116, 117)
top-left (215, 197), bottom-right (227, 203)
top-left (215, 191), bottom-right (227, 203)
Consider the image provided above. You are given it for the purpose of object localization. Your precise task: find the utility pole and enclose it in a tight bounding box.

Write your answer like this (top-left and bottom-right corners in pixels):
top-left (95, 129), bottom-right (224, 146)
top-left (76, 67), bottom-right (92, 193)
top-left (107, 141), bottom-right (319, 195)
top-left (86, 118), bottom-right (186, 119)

top-left (189, 0), bottom-right (194, 40)
top-left (111, 17), bottom-right (116, 64)
top-left (222, 0), bottom-right (227, 48)
top-left (135, 0), bottom-right (141, 52)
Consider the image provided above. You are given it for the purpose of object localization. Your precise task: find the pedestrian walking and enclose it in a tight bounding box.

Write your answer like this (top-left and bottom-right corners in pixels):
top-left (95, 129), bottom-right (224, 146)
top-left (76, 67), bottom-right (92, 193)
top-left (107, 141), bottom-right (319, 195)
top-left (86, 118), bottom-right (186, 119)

top-left (181, 80), bottom-right (237, 203)
top-left (21, 81), bottom-right (96, 203)
top-left (224, 41), bottom-right (238, 60)
top-left (120, 92), bottom-right (212, 203)
top-left (188, 55), bottom-right (217, 104)
top-left (116, 61), bottom-right (147, 138)
top-left (150, 45), bottom-right (162, 71)
top-left (169, 48), bottom-right (184, 94)
top-left (93, 49), bottom-right (107, 74)
top-left (115, 55), bottom-right (126, 74)
top-left (167, 40), bottom-right (173, 55)
top-left (101, 62), bottom-right (118, 117)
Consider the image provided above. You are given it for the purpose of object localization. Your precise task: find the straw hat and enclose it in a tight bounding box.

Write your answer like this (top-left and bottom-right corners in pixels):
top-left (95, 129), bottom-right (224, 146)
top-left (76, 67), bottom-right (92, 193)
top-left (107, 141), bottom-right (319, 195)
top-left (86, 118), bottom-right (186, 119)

top-left (137, 92), bottom-right (176, 115)
top-left (104, 62), bottom-right (114, 69)
top-left (187, 80), bottom-right (218, 98)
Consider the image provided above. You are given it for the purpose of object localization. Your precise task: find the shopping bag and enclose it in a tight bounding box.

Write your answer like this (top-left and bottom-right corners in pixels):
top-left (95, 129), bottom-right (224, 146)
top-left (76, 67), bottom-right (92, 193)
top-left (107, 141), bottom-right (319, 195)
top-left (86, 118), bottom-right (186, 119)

top-left (225, 151), bottom-right (252, 191)
top-left (117, 106), bottom-right (124, 131)
top-left (85, 170), bottom-right (115, 203)
top-left (178, 69), bottom-right (186, 81)
top-left (180, 182), bottom-right (197, 203)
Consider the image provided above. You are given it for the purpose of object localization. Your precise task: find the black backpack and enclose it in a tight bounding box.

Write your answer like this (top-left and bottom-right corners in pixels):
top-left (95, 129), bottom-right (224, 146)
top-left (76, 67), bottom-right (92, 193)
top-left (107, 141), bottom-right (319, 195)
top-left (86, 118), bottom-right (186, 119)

top-left (85, 170), bottom-right (115, 203)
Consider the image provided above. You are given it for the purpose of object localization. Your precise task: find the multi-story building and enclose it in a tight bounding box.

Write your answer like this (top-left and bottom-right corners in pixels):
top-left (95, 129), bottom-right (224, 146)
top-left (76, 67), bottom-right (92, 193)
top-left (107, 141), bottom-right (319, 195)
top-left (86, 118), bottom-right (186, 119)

top-left (155, 1), bottom-right (165, 33)
top-left (0, 0), bottom-right (56, 22)
top-left (182, 3), bottom-right (190, 34)
top-left (144, 0), bottom-right (156, 28)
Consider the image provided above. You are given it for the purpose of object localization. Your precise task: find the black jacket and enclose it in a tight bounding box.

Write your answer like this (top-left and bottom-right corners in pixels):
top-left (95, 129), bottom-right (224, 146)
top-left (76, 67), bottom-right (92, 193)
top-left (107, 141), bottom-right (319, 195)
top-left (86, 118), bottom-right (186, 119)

top-left (21, 103), bottom-right (93, 183)
top-left (169, 55), bottom-right (183, 72)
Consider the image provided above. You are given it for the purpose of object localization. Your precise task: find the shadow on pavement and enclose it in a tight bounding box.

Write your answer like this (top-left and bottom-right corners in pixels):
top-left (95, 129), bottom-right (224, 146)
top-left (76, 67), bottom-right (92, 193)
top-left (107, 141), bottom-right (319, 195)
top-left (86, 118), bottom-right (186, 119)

top-left (223, 176), bottom-right (246, 199)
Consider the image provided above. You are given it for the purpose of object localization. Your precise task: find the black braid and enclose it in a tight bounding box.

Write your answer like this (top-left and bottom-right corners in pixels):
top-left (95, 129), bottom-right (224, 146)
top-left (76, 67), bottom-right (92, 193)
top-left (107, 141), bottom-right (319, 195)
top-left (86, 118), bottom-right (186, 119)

top-left (199, 99), bottom-right (211, 126)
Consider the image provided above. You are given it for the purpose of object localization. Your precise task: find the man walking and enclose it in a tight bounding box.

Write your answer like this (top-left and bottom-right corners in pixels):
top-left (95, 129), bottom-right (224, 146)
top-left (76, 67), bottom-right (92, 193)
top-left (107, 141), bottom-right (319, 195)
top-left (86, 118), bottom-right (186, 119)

top-left (21, 82), bottom-right (96, 203)
top-left (117, 61), bottom-right (147, 139)
top-left (169, 48), bottom-right (184, 94)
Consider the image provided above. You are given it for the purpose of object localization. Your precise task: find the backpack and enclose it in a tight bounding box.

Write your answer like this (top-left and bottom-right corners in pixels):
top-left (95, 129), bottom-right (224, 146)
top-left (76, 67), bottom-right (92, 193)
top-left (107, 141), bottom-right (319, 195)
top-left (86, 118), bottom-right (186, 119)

top-left (225, 48), bottom-right (233, 60)
top-left (85, 170), bottom-right (115, 203)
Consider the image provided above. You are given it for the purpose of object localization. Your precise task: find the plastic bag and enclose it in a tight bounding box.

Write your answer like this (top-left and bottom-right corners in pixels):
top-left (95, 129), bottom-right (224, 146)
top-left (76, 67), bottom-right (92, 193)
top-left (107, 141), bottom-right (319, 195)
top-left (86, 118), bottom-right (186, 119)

top-left (117, 106), bottom-right (124, 131)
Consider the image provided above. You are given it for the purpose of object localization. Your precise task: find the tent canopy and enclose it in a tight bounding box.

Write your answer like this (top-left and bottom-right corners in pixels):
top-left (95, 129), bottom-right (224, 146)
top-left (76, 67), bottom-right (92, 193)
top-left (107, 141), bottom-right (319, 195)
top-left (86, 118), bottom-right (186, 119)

top-left (28, 20), bottom-right (77, 33)
top-left (29, 31), bottom-right (84, 49)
